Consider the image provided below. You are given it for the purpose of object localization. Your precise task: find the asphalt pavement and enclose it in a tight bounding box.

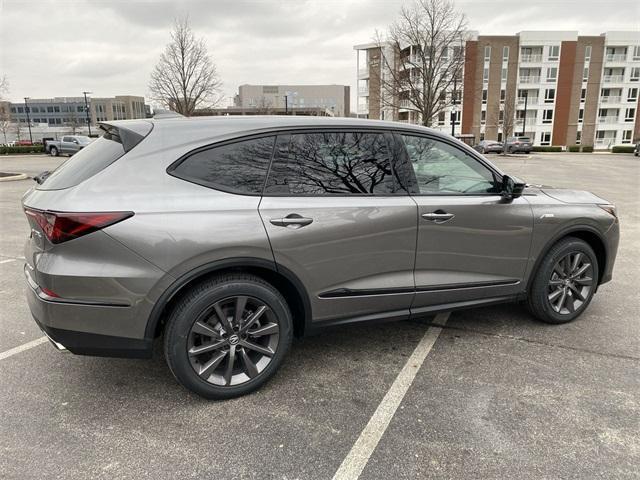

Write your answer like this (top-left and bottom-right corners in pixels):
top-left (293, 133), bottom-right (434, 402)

top-left (0, 152), bottom-right (638, 479)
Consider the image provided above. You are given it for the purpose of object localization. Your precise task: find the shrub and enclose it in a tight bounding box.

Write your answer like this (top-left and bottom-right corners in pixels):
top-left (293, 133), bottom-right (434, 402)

top-left (581, 146), bottom-right (593, 153)
top-left (531, 146), bottom-right (562, 152)
top-left (0, 145), bottom-right (45, 154)
top-left (568, 145), bottom-right (580, 152)
top-left (611, 145), bottom-right (635, 154)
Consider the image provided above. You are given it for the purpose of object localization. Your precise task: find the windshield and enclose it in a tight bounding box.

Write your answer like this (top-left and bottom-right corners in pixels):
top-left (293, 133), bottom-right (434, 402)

top-left (75, 136), bottom-right (91, 143)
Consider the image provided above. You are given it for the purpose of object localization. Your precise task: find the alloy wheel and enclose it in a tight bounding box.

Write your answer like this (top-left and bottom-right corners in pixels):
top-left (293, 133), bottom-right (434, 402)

top-left (547, 252), bottom-right (594, 315)
top-left (187, 296), bottom-right (279, 386)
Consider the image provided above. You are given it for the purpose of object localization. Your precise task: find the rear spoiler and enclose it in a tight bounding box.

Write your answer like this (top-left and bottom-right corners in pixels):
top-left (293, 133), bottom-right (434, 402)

top-left (98, 120), bottom-right (153, 152)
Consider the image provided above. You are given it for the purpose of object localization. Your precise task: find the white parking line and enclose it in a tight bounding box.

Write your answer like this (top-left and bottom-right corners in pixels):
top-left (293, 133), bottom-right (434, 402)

top-left (0, 258), bottom-right (17, 264)
top-left (332, 312), bottom-right (449, 480)
top-left (0, 337), bottom-right (48, 361)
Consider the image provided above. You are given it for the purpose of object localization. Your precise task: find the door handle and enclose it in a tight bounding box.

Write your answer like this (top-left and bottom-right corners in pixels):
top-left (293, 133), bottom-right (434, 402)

top-left (421, 212), bottom-right (455, 223)
top-left (270, 214), bottom-right (313, 228)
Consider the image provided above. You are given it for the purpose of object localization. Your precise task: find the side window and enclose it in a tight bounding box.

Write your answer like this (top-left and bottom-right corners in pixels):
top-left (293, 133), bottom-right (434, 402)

top-left (62, 136), bottom-right (71, 142)
top-left (264, 132), bottom-right (397, 195)
top-left (171, 136), bottom-right (275, 194)
top-left (401, 135), bottom-right (498, 194)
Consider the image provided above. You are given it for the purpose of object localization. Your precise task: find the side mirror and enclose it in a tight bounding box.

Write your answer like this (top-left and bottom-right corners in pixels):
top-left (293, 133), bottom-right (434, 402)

top-left (501, 174), bottom-right (525, 200)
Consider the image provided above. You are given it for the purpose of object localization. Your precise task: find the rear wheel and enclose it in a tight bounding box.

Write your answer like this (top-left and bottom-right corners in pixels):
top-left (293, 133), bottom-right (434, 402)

top-left (164, 273), bottom-right (293, 399)
top-left (527, 237), bottom-right (598, 324)
top-left (49, 146), bottom-right (59, 156)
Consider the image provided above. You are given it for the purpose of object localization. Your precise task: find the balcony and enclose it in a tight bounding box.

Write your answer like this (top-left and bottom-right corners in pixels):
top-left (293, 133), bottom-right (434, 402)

top-left (520, 54), bottom-right (542, 63)
top-left (399, 99), bottom-right (412, 109)
top-left (598, 116), bottom-right (619, 124)
top-left (517, 96), bottom-right (539, 105)
top-left (603, 75), bottom-right (625, 83)
top-left (358, 68), bottom-right (369, 79)
top-left (605, 54), bottom-right (627, 62)
top-left (358, 87), bottom-right (369, 96)
top-left (595, 138), bottom-right (615, 147)
top-left (520, 76), bottom-right (541, 84)
top-left (600, 96), bottom-right (621, 104)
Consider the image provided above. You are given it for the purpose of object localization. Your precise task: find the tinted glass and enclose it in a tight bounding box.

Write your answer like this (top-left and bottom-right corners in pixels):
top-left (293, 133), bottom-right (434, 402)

top-left (38, 136), bottom-right (125, 190)
top-left (401, 135), bottom-right (498, 194)
top-left (265, 132), bottom-right (396, 195)
top-left (172, 136), bottom-right (275, 194)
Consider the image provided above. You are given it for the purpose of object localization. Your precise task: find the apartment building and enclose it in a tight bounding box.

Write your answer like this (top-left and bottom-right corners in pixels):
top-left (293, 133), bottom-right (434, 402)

top-left (355, 31), bottom-right (640, 147)
top-left (90, 95), bottom-right (147, 123)
top-left (235, 84), bottom-right (350, 117)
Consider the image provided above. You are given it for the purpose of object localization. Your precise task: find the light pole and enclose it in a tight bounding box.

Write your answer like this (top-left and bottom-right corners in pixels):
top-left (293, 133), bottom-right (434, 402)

top-left (522, 90), bottom-right (528, 137)
top-left (23, 97), bottom-right (33, 144)
top-left (450, 74), bottom-right (458, 137)
top-left (83, 91), bottom-right (92, 135)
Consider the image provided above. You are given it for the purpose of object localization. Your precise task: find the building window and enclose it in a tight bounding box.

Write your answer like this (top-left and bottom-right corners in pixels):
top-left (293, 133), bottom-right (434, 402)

top-left (634, 46), bottom-right (640, 61)
top-left (576, 131), bottom-right (582, 145)
top-left (581, 88), bottom-right (587, 102)
top-left (540, 132), bottom-right (551, 145)
top-left (438, 111), bottom-right (446, 125)
top-left (542, 109), bottom-right (553, 124)
top-left (622, 130), bottom-right (633, 144)
top-left (578, 108), bottom-right (584, 123)
top-left (500, 89), bottom-right (506, 103)
top-left (499, 110), bottom-right (504, 124)
top-left (630, 67), bottom-right (640, 82)
top-left (628, 88), bottom-right (638, 102)
top-left (483, 67), bottom-right (489, 83)
top-left (584, 45), bottom-right (592, 62)
top-left (583, 67), bottom-right (589, 82)
top-left (481, 110), bottom-right (486, 125)
top-left (53, 106), bottom-right (60, 112)
top-left (47, 106), bottom-right (53, 112)
top-left (484, 46), bottom-right (491, 61)
top-left (503, 46), bottom-right (509, 62)
top-left (544, 89), bottom-right (555, 103)
top-left (480, 132), bottom-right (485, 141)
top-left (482, 89), bottom-right (488, 104)
top-left (77, 106), bottom-right (84, 112)
top-left (546, 67), bottom-right (557, 82)
top-left (501, 67), bottom-right (508, 81)
top-left (625, 108), bottom-right (636, 122)
top-left (548, 45), bottom-right (560, 61)
top-left (10, 107), bottom-right (16, 113)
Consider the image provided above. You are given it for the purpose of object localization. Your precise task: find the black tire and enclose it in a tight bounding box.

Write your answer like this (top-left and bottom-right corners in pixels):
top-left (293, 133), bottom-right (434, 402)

top-left (164, 273), bottom-right (293, 399)
top-left (49, 146), bottom-right (59, 156)
top-left (527, 237), bottom-right (599, 324)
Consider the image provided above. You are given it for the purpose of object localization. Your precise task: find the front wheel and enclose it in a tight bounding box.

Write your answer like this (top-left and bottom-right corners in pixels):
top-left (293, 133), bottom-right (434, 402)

top-left (164, 273), bottom-right (293, 399)
top-left (49, 146), bottom-right (59, 156)
top-left (527, 237), bottom-right (598, 324)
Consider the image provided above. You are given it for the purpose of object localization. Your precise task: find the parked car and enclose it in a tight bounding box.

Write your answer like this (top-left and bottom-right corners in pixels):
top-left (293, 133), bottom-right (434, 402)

top-left (23, 117), bottom-right (619, 399)
top-left (16, 140), bottom-right (33, 146)
top-left (45, 135), bottom-right (92, 156)
top-left (474, 140), bottom-right (504, 154)
top-left (505, 136), bottom-right (532, 153)
top-left (634, 142), bottom-right (639, 156)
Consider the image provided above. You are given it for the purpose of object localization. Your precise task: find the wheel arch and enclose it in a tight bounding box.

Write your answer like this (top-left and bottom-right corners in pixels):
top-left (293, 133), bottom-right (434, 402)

top-left (527, 225), bottom-right (607, 291)
top-left (145, 257), bottom-right (312, 341)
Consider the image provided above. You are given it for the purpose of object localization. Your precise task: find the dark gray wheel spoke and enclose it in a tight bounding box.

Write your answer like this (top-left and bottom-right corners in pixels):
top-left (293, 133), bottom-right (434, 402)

top-left (568, 284), bottom-right (585, 301)
top-left (234, 296), bottom-right (248, 326)
top-left (188, 339), bottom-right (227, 356)
top-left (570, 253), bottom-right (582, 274)
top-left (555, 290), bottom-right (567, 312)
top-left (239, 347), bottom-right (259, 378)
top-left (223, 345), bottom-right (237, 385)
top-left (572, 263), bottom-right (591, 278)
top-left (548, 289), bottom-right (563, 302)
top-left (248, 322), bottom-right (279, 337)
top-left (239, 339), bottom-right (274, 357)
top-left (239, 305), bottom-right (268, 333)
top-left (574, 276), bottom-right (593, 286)
top-left (549, 278), bottom-right (564, 286)
top-left (191, 321), bottom-right (219, 338)
top-left (197, 351), bottom-right (227, 378)
top-left (553, 264), bottom-right (566, 278)
top-left (214, 303), bottom-right (233, 332)
top-left (565, 294), bottom-right (575, 313)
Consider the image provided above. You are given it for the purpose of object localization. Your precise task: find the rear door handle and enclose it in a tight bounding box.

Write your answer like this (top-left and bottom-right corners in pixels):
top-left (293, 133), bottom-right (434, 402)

top-left (421, 212), bottom-right (455, 223)
top-left (270, 214), bottom-right (313, 228)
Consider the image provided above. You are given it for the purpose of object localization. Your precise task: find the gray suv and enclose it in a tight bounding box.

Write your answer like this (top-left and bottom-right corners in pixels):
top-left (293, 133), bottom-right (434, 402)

top-left (23, 117), bottom-right (619, 399)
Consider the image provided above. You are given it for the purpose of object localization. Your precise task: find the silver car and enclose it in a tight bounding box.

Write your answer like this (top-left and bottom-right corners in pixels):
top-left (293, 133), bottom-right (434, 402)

top-left (23, 117), bottom-right (619, 399)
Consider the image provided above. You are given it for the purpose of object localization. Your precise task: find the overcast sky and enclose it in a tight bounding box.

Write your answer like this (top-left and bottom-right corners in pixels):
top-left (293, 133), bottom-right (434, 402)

top-left (1, 0), bottom-right (638, 106)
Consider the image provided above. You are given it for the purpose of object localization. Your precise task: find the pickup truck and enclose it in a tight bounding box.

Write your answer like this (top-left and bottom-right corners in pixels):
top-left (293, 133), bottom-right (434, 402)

top-left (45, 135), bottom-right (93, 156)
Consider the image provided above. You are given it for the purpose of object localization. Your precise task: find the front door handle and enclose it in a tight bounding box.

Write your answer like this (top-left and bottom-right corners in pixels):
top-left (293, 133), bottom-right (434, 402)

top-left (270, 214), bottom-right (313, 228)
top-left (421, 212), bottom-right (455, 223)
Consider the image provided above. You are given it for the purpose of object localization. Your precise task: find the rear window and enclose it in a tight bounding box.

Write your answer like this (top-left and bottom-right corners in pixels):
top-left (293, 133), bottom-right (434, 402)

top-left (38, 136), bottom-right (125, 190)
top-left (170, 136), bottom-right (275, 194)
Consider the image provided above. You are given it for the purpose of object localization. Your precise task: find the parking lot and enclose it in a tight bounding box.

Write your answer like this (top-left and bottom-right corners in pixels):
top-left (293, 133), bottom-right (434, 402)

top-left (1, 152), bottom-right (638, 479)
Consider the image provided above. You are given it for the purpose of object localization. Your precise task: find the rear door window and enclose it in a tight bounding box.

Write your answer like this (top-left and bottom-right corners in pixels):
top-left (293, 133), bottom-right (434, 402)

top-left (170, 136), bottom-right (275, 194)
top-left (264, 131), bottom-right (400, 195)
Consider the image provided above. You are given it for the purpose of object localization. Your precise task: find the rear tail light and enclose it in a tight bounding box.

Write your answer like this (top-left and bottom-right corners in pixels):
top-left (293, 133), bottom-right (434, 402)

top-left (24, 208), bottom-right (133, 244)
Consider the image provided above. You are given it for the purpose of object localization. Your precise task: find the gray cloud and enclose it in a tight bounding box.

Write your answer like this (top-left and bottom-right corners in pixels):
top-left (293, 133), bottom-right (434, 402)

top-left (1, 0), bottom-right (638, 106)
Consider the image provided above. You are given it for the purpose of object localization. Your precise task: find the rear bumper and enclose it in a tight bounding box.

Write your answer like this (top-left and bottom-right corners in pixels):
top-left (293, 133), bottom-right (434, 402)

top-left (25, 265), bottom-right (152, 358)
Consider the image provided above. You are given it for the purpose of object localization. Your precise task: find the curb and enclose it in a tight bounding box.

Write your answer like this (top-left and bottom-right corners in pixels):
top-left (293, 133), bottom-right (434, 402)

top-left (0, 172), bottom-right (29, 182)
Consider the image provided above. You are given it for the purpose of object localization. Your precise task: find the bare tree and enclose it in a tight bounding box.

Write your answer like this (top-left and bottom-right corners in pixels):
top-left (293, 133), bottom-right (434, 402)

top-left (255, 96), bottom-right (274, 114)
top-left (65, 110), bottom-right (80, 134)
top-left (375, 0), bottom-right (468, 127)
top-left (488, 88), bottom-right (517, 154)
top-left (149, 16), bottom-right (223, 116)
top-left (0, 77), bottom-right (10, 145)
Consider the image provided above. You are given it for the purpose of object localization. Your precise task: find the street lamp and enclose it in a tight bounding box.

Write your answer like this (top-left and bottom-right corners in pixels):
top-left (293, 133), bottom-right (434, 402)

top-left (82, 91), bottom-right (92, 136)
top-left (23, 97), bottom-right (33, 144)
top-left (450, 104), bottom-right (458, 137)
